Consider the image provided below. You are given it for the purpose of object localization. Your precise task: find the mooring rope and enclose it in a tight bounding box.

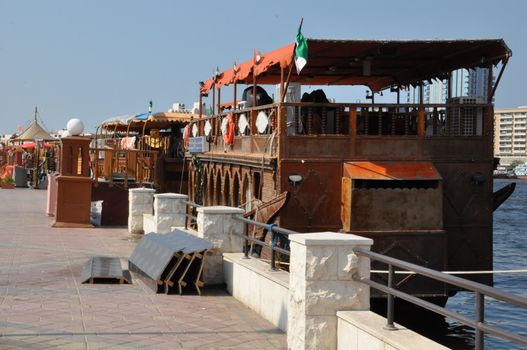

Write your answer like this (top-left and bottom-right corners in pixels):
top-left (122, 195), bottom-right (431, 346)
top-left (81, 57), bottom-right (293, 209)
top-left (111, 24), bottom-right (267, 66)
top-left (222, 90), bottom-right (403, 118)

top-left (371, 269), bottom-right (527, 275)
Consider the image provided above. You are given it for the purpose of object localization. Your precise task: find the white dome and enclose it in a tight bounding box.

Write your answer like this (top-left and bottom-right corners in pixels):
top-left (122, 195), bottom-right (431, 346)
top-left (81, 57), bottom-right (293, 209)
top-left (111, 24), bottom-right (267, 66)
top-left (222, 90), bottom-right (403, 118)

top-left (66, 118), bottom-right (84, 136)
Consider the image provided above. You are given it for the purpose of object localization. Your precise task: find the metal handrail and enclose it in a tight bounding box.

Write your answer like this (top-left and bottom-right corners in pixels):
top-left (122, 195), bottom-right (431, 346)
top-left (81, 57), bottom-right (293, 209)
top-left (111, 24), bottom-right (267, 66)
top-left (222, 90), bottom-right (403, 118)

top-left (353, 248), bottom-right (527, 350)
top-left (183, 201), bottom-right (202, 230)
top-left (234, 215), bottom-right (291, 271)
top-left (181, 201), bottom-right (292, 270)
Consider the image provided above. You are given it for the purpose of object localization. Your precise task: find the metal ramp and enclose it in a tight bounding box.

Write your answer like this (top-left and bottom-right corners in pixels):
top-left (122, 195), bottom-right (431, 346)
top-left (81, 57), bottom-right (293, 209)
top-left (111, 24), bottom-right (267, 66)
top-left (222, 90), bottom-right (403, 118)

top-left (80, 256), bottom-right (132, 284)
top-left (128, 230), bottom-right (212, 295)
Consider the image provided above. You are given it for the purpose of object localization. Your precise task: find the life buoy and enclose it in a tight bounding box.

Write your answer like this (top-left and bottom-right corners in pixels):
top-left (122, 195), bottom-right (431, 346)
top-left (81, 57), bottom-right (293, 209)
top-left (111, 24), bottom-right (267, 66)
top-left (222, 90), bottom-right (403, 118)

top-left (223, 113), bottom-right (235, 145)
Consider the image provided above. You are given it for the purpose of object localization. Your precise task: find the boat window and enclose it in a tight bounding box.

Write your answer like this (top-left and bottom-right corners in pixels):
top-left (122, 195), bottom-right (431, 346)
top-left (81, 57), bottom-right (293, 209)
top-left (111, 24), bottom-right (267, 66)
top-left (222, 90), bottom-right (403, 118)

top-left (253, 172), bottom-right (261, 200)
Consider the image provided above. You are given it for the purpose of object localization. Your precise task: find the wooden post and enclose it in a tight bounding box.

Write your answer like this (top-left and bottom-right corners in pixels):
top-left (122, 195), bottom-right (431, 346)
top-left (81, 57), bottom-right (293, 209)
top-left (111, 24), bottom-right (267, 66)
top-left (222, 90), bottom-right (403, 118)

top-left (485, 64), bottom-right (495, 138)
top-left (217, 86), bottom-right (221, 115)
top-left (233, 82), bottom-right (237, 111)
top-left (212, 84), bottom-right (216, 116)
top-left (252, 69), bottom-right (257, 110)
top-left (418, 107), bottom-right (425, 137)
top-left (418, 83), bottom-right (425, 136)
top-left (350, 108), bottom-right (357, 136)
top-left (199, 93), bottom-right (203, 118)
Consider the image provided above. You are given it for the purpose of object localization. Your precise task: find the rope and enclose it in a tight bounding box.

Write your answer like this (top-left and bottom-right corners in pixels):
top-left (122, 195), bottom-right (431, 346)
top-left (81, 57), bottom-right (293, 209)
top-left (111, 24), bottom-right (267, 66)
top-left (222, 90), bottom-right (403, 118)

top-left (371, 269), bottom-right (527, 275)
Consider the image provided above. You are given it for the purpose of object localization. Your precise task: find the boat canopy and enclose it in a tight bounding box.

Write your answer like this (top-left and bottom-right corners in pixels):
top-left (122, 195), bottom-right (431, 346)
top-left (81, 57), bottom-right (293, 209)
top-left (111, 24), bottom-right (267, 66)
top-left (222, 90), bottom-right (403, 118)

top-left (99, 112), bottom-right (197, 133)
top-left (200, 38), bottom-right (511, 93)
top-left (15, 120), bottom-right (55, 141)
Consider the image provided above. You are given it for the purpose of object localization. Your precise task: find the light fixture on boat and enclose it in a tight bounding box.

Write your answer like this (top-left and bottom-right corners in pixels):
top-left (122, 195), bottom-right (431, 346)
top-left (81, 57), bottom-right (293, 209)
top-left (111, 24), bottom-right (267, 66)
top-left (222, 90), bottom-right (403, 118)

top-left (472, 172), bottom-right (486, 185)
top-left (204, 121), bottom-right (212, 136)
top-left (238, 114), bottom-right (248, 134)
top-left (288, 174), bottom-right (303, 187)
top-left (256, 111), bottom-right (269, 134)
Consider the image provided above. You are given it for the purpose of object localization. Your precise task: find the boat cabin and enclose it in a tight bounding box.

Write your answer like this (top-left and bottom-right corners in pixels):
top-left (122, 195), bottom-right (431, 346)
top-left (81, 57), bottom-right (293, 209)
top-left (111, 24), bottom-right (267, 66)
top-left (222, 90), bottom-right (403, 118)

top-left (187, 38), bottom-right (511, 298)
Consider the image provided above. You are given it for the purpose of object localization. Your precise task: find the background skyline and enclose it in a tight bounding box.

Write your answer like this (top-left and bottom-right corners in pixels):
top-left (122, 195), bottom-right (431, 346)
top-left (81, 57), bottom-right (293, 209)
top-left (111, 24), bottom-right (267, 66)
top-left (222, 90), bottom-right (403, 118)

top-left (0, 0), bottom-right (525, 134)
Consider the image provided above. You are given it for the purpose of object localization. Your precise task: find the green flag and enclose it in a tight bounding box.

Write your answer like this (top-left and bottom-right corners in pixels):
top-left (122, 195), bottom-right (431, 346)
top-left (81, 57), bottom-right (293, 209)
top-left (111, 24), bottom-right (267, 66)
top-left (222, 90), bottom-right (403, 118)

top-left (295, 19), bottom-right (308, 74)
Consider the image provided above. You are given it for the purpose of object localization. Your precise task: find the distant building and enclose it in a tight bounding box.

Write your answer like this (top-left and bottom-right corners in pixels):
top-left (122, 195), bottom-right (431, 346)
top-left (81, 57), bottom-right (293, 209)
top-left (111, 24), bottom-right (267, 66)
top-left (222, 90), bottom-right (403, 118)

top-left (494, 107), bottom-right (527, 165)
top-left (467, 67), bottom-right (492, 102)
top-left (405, 68), bottom-right (492, 104)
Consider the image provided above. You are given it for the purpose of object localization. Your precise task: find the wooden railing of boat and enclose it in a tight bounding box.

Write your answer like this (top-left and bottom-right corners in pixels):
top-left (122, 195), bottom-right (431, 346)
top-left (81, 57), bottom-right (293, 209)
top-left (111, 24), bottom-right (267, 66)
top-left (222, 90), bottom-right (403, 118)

top-left (89, 148), bottom-right (158, 188)
top-left (189, 102), bottom-right (493, 159)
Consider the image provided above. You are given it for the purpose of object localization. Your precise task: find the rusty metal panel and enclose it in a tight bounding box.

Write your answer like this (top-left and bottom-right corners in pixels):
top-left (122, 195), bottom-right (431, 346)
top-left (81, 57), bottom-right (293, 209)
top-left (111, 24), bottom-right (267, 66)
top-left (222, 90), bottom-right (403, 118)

top-left (350, 188), bottom-right (443, 231)
top-left (343, 161), bottom-right (442, 181)
top-left (278, 161), bottom-right (343, 231)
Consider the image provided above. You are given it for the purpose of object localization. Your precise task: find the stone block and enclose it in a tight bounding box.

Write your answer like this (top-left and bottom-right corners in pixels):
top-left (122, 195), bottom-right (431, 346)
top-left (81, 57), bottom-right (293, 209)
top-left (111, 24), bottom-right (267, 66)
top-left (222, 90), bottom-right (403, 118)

top-left (337, 316), bottom-right (358, 350)
top-left (202, 253), bottom-right (223, 284)
top-left (142, 214), bottom-right (156, 234)
top-left (287, 301), bottom-right (306, 349)
top-left (130, 203), bottom-right (153, 216)
top-left (304, 280), bottom-right (366, 316)
top-left (305, 246), bottom-right (338, 281)
top-left (305, 316), bottom-right (337, 350)
top-left (357, 328), bottom-right (383, 350)
top-left (337, 247), bottom-right (370, 281)
top-left (128, 215), bottom-right (144, 234)
top-left (289, 242), bottom-right (306, 278)
top-left (128, 188), bottom-right (155, 205)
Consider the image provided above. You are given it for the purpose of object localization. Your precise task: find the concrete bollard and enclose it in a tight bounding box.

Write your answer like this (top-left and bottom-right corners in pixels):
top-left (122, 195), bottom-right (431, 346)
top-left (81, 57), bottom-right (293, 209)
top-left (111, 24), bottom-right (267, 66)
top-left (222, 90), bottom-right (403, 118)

top-left (153, 193), bottom-right (188, 233)
top-left (196, 206), bottom-right (245, 285)
top-left (128, 187), bottom-right (155, 234)
top-left (287, 232), bottom-right (373, 350)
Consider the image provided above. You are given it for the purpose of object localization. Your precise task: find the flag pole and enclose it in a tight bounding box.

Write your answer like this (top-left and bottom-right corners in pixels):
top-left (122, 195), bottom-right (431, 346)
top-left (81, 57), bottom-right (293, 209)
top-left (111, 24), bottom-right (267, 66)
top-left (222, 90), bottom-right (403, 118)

top-left (281, 60), bottom-right (295, 103)
top-left (281, 18), bottom-right (304, 103)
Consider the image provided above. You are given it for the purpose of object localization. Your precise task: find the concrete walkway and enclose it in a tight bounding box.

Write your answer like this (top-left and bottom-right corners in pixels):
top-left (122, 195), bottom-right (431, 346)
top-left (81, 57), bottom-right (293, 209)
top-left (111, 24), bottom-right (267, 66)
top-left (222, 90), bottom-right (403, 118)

top-left (0, 188), bottom-right (286, 349)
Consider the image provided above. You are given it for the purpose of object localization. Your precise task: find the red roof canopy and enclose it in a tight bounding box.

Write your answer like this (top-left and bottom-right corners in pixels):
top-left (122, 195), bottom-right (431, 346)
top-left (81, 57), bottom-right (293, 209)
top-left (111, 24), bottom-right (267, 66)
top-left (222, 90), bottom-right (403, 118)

top-left (200, 38), bottom-right (511, 93)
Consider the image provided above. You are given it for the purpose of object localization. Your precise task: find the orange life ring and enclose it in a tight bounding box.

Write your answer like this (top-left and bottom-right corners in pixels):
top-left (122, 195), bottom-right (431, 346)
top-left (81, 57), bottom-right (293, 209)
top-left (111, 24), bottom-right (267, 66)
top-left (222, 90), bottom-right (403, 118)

top-left (183, 125), bottom-right (190, 147)
top-left (223, 113), bottom-right (235, 145)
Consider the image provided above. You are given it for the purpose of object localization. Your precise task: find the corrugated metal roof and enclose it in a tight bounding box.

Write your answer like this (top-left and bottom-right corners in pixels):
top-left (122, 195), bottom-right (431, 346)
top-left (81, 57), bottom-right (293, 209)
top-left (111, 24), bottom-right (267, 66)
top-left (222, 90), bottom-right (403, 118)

top-left (343, 161), bottom-right (442, 180)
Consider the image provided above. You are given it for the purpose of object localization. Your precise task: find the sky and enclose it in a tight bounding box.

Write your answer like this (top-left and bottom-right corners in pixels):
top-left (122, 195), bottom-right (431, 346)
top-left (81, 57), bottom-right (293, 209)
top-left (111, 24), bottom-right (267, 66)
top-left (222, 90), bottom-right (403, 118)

top-left (0, 0), bottom-right (525, 134)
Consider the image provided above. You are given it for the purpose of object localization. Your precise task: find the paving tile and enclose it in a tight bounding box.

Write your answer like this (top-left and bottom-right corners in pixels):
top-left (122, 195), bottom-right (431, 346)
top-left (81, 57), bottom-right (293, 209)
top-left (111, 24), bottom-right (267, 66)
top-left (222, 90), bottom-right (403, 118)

top-left (0, 189), bottom-right (286, 349)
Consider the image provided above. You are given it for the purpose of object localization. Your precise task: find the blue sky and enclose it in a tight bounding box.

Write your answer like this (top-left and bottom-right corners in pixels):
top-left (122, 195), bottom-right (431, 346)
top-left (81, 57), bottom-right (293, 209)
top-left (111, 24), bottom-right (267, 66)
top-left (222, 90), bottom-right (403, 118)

top-left (0, 0), bottom-right (525, 134)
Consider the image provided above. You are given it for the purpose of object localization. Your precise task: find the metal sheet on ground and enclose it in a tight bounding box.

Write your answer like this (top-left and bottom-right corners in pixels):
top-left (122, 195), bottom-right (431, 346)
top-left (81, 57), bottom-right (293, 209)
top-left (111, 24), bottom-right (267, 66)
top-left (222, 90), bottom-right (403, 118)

top-left (80, 256), bottom-right (131, 284)
top-left (128, 230), bottom-right (212, 294)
